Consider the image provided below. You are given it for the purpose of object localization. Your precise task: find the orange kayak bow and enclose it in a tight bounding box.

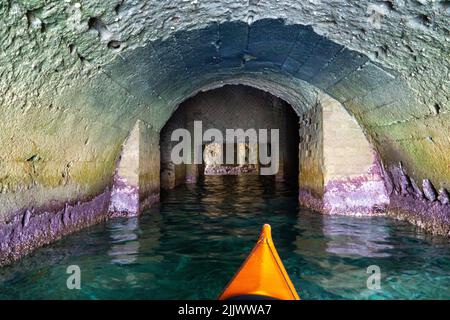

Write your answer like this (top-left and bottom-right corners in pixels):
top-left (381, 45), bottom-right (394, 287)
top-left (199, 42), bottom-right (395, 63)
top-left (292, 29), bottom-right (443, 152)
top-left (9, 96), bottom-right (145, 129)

top-left (219, 224), bottom-right (300, 300)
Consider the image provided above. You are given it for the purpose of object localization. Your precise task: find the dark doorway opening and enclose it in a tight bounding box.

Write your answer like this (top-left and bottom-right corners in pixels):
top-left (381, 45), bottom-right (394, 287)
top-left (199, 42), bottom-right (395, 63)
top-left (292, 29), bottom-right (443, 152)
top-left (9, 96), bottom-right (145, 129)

top-left (160, 84), bottom-right (300, 190)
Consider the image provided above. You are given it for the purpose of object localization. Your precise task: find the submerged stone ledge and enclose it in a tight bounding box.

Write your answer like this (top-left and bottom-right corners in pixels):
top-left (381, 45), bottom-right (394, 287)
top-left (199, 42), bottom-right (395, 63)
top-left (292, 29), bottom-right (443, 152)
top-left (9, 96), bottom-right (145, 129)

top-left (389, 194), bottom-right (450, 237)
top-left (0, 186), bottom-right (161, 266)
top-left (0, 189), bottom-right (159, 267)
top-left (385, 164), bottom-right (450, 237)
top-left (0, 190), bottom-right (111, 267)
top-left (298, 189), bottom-right (324, 214)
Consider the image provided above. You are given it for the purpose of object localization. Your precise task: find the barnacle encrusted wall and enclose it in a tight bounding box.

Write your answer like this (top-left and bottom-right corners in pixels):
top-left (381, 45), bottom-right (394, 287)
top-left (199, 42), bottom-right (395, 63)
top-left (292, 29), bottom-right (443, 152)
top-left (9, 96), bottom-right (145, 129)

top-left (0, 1), bottom-right (449, 265)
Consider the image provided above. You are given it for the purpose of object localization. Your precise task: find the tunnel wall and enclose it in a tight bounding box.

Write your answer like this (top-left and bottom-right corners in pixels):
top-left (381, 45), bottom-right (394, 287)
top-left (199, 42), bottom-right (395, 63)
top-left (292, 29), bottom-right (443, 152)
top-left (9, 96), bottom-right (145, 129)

top-left (299, 94), bottom-right (389, 215)
top-left (298, 98), bottom-right (324, 211)
top-left (139, 122), bottom-right (161, 209)
top-left (160, 106), bottom-right (187, 190)
top-left (1, 2), bottom-right (449, 264)
top-left (277, 97), bottom-right (300, 184)
top-left (110, 120), bottom-right (160, 217)
top-left (321, 94), bottom-right (389, 215)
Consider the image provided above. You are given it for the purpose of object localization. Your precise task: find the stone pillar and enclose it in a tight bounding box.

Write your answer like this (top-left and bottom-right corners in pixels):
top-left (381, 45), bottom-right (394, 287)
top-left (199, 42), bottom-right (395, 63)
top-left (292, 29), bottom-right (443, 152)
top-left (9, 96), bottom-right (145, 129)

top-left (298, 102), bottom-right (324, 212)
top-left (139, 121), bottom-right (161, 210)
top-left (298, 94), bottom-right (389, 215)
top-left (185, 131), bottom-right (201, 182)
top-left (275, 100), bottom-right (286, 181)
top-left (109, 120), bottom-right (160, 217)
top-left (186, 164), bottom-right (201, 183)
top-left (321, 94), bottom-right (389, 215)
top-left (185, 117), bottom-right (202, 183)
top-left (248, 143), bottom-right (259, 172)
top-left (237, 143), bottom-right (247, 167)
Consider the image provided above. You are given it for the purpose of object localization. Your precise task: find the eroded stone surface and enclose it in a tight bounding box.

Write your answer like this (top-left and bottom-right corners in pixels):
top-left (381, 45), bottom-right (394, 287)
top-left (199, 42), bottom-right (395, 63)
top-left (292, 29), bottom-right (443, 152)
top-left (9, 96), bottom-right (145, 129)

top-left (109, 121), bottom-right (141, 216)
top-left (109, 120), bottom-right (160, 217)
top-left (386, 163), bottom-right (450, 236)
top-left (0, 1), bottom-right (449, 264)
top-left (322, 157), bottom-right (389, 216)
top-left (0, 190), bottom-right (111, 267)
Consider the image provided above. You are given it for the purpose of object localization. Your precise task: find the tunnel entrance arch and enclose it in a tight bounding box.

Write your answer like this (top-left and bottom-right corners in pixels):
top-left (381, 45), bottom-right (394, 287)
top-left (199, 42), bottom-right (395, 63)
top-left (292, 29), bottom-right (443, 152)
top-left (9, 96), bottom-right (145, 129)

top-left (109, 75), bottom-right (389, 217)
top-left (153, 78), bottom-right (389, 215)
top-left (98, 19), bottom-right (446, 231)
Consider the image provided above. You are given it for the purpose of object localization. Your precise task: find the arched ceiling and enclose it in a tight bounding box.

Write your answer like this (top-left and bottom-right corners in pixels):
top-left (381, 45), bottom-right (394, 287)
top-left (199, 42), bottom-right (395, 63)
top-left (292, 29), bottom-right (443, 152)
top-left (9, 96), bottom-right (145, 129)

top-left (0, 1), bottom-right (449, 219)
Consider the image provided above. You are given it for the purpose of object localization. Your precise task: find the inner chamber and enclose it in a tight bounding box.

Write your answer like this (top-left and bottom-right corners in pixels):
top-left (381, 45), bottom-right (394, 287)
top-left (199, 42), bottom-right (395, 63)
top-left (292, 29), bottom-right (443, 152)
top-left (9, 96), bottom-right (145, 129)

top-left (160, 85), bottom-right (300, 190)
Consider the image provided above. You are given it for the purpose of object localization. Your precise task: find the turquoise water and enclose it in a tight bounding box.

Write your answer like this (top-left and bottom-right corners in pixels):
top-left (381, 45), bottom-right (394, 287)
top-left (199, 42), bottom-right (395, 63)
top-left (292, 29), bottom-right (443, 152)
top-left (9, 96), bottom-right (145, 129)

top-left (1, 176), bottom-right (450, 300)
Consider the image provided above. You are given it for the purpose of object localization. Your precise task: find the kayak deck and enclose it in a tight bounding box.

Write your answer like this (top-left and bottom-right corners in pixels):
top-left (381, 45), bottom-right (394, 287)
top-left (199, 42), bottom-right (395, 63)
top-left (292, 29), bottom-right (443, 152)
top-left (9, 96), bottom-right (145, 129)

top-left (219, 224), bottom-right (300, 300)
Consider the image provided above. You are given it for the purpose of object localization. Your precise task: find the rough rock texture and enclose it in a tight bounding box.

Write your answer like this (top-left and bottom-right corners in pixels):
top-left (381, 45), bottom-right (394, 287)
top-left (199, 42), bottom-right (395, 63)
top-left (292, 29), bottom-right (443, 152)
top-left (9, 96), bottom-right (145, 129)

top-left (109, 121), bottom-right (141, 216)
top-left (204, 165), bottom-right (259, 175)
top-left (386, 163), bottom-right (450, 236)
top-left (109, 174), bottom-right (139, 217)
top-left (0, 190), bottom-right (110, 266)
top-left (299, 189), bottom-right (324, 213)
top-left (322, 158), bottom-right (389, 216)
top-left (438, 188), bottom-right (450, 205)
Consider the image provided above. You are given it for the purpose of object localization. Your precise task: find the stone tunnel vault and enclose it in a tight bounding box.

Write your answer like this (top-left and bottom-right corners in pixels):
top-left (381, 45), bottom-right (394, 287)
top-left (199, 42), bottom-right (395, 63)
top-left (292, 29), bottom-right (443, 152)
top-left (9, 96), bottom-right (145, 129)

top-left (116, 80), bottom-right (389, 218)
top-left (1, 11), bottom-right (449, 265)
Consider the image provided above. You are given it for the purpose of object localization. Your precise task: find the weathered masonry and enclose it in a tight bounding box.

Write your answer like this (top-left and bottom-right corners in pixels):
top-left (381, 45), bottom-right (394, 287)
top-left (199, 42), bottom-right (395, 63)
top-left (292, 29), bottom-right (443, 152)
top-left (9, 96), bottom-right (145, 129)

top-left (0, 1), bottom-right (449, 265)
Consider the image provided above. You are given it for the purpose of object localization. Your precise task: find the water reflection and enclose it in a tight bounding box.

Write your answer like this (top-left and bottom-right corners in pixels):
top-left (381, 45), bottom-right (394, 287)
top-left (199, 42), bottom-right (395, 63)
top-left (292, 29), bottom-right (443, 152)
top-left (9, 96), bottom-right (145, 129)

top-left (1, 175), bottom-right (450, 299)
top-left (107, 218), bottom-right (140, 265)
top-left (322, 216), bottom-right (393, 258)
top-left (294, 211), bottom-right (395, 299)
